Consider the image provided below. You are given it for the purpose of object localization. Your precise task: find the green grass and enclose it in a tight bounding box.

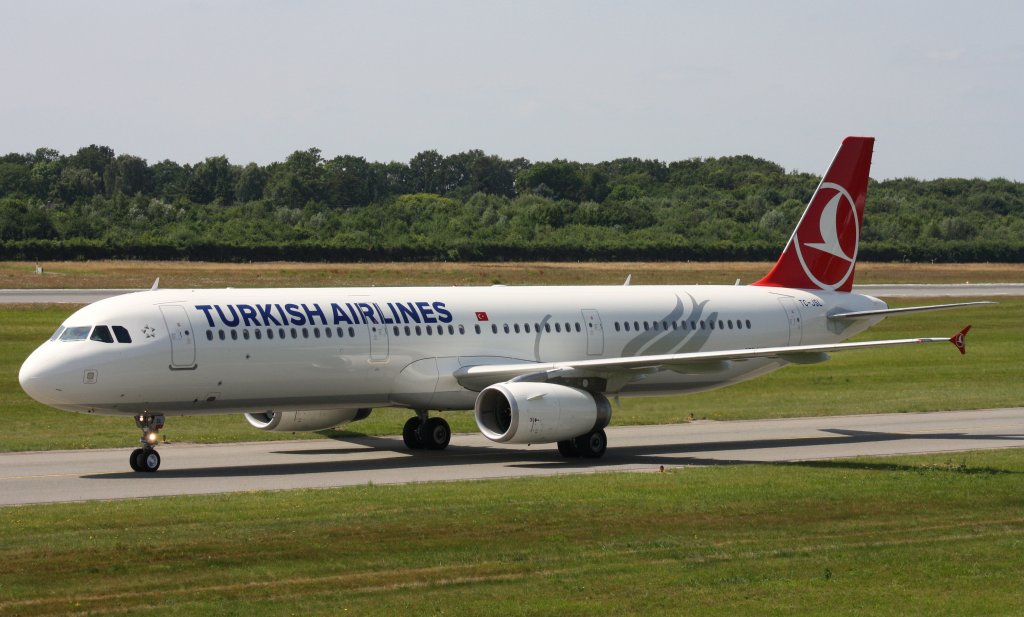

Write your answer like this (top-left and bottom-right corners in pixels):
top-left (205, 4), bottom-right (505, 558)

top-left (2, 449), bottom-right (1024, 615)
top-left (1, 299), bottom-right (1018, 452)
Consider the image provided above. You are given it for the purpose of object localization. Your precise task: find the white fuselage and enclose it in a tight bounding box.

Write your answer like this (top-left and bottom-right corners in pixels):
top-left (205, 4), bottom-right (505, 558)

top-left (19, 284), bottom-right (886, 417)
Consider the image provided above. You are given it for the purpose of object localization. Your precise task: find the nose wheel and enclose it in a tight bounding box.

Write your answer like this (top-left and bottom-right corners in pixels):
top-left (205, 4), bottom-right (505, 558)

top-left (130, 414), bottom-right (164, 472)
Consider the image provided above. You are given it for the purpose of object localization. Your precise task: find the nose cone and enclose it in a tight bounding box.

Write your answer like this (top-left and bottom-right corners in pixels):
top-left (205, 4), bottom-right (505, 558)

top-left (19, 345), bottom-right (66, 407)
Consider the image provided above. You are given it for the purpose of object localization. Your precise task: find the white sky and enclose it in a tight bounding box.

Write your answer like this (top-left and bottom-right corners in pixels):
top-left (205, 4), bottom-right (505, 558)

top-left (2, 1), bottom-right (1022, 180)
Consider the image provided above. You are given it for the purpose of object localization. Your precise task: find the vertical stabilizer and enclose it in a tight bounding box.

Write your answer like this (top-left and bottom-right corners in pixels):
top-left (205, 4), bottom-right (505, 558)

top-left (753, 136), bottom-right (874, 292)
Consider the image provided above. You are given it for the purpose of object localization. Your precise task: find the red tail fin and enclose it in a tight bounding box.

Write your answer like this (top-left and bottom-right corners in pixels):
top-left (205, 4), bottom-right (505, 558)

top-left (753, 136), bottom-right (874, 292)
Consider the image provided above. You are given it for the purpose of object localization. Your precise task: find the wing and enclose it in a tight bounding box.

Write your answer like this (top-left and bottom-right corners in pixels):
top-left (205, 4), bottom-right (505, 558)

top-left (453, 327), bottom-right (972, 392)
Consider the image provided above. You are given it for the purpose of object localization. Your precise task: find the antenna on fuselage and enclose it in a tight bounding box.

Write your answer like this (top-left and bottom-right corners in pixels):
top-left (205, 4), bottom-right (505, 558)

top-left (150, 277), bottom-right (160, 291)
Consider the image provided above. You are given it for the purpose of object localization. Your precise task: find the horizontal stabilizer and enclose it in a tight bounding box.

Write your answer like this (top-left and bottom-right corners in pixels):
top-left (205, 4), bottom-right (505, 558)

top-left (829, 301), bottom-right (995, 320)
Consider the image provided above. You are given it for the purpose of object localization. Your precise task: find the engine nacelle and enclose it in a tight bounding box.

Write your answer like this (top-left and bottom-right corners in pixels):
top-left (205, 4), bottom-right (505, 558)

top-left (244, 408), bottom-right (372, 432)
top-left (474, 382), bottom-right (611, 444)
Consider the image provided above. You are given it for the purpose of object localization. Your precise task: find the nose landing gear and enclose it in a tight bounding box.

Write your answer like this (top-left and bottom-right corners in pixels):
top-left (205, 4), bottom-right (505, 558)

top-left (129, 414), bottom-right (164, 472)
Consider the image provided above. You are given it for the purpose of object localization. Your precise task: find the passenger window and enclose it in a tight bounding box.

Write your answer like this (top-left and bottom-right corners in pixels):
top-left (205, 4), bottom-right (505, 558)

top-left (255, 329), bottom-right (263, 340)
top-left (112, 325), bottom-right (132, 343)
top-left (458, 325), bottom-right (465, 335)
top-left (231, 330), bottom-right (238, 340)
top-left (348, 327), bottom-right (356, 337)
top-left (90, 326), bottom-right (114, 343)
top-left (746, 320), bottom-right (752, 329)
top-left (242, 329), bottom-right (250, 340)
top-left (474, 324), bottom-right (481, 334)
top-left (206, 330), bottom-right (214, 341)
top-left (219, 330), bottom-right (226, 341)
top-left (393, 326), bottom-right (400, 336)
top-left (268, 329), bottom-right (275, 340)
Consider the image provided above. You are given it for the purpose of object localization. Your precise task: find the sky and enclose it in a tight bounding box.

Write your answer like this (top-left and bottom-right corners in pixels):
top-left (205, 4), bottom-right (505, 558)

top-left (2, 1), bottom-right (1022, 180)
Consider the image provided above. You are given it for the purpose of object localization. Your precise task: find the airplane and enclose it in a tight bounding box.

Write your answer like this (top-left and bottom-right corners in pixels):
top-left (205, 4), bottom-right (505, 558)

top-left (19, 136), bottom-right (991, 473)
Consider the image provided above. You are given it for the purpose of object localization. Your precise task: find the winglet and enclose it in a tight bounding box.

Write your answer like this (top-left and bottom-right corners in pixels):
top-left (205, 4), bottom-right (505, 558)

top-left (150, 277), bottom-right (161, 291)
top-left (950, 325), bottom-right (971, 355)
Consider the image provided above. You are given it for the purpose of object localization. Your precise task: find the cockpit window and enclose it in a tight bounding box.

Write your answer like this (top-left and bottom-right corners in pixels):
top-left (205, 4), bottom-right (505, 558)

top-left (112, 325), bottom-right (132, 343)
top-left (90, 325), bottom-right (114, 343)
top-left (59, 326), bottom-right (92, 341)
top-left (49, 326), bottom-right (66, 342)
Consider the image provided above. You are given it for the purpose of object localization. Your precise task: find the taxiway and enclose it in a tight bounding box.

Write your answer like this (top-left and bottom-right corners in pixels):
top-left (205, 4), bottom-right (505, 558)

top-left (2, 407), bottom-right (1022, 506)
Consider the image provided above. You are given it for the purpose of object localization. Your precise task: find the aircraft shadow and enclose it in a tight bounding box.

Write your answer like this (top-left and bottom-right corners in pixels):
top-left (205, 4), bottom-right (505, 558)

top-left (83, 427), bottom-right (1024, 480)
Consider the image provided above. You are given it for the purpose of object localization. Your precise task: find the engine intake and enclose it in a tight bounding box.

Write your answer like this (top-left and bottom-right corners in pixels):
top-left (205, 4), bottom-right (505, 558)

top-left (474, 382), bottom-right (611, 444)
top-left (244, 408), bottom-right (372, 432)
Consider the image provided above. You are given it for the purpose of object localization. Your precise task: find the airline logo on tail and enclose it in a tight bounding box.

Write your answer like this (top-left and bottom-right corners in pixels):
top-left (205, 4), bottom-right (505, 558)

top-left (794, 182), bottom-right (859, 291)
top-left (754, 136), bottom-right (874, 293)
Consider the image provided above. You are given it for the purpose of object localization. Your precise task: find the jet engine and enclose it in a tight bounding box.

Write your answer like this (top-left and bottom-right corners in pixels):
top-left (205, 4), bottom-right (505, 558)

top-left (244, 408), bottom-right (372, 432)
top-left (474, 382), bottom-right (611, 444)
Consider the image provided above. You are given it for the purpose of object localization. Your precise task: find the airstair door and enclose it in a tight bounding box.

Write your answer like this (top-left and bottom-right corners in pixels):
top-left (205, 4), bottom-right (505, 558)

top-left (581, 309), bottom-right (604, 356)
top-left (160, 305), bottom-right (196, 369)
top-left (777, 297), bottom-right (803, 346)
top-left (369, 323), bottom-right (389, 362)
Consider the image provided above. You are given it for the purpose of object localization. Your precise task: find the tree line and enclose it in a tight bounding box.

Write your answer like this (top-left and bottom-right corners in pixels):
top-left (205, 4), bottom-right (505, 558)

top-left (1, 145), bottom-right (1022, 262)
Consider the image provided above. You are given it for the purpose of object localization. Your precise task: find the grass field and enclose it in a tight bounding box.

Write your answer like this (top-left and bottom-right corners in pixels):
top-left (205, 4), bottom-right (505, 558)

top-left (2, 449), bottom-right (1024, 616)
top-left (0, 298), bottom-right (1017, 452)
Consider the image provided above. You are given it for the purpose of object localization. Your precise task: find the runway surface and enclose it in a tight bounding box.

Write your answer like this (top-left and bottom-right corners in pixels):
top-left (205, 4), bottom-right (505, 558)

top-left (2, 407), bottom-right (1022, 506)
top-left (1, 284), bottom-right (1022, 304)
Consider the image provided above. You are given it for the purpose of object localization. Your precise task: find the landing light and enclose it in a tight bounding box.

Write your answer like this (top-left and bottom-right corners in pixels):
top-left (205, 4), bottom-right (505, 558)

top-left (146, 432), bottom-right (158, 444)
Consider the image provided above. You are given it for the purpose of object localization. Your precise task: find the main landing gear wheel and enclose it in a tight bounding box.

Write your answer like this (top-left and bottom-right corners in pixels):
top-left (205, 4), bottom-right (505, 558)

top-left (402, 412), bottom-right (451, 451)
top-left (130, 414), bottom-right (165, 472)
top-left (402, 417), bottom-right (424, 449)
top-left (557, 429), bottom-right (607, 459)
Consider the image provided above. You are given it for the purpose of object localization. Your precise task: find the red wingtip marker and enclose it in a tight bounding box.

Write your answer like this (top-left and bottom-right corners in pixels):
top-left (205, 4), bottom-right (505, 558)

top-left (950, 325), bottom-right (971, 355)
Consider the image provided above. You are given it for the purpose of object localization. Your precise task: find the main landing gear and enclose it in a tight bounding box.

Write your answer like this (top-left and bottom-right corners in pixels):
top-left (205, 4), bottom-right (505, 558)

top-left (556, 429), bottom-right (608, 459)
top-left (402, 410), bottom-right (452, 451)
top-left (129, 414), bottom-right (164, 472)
